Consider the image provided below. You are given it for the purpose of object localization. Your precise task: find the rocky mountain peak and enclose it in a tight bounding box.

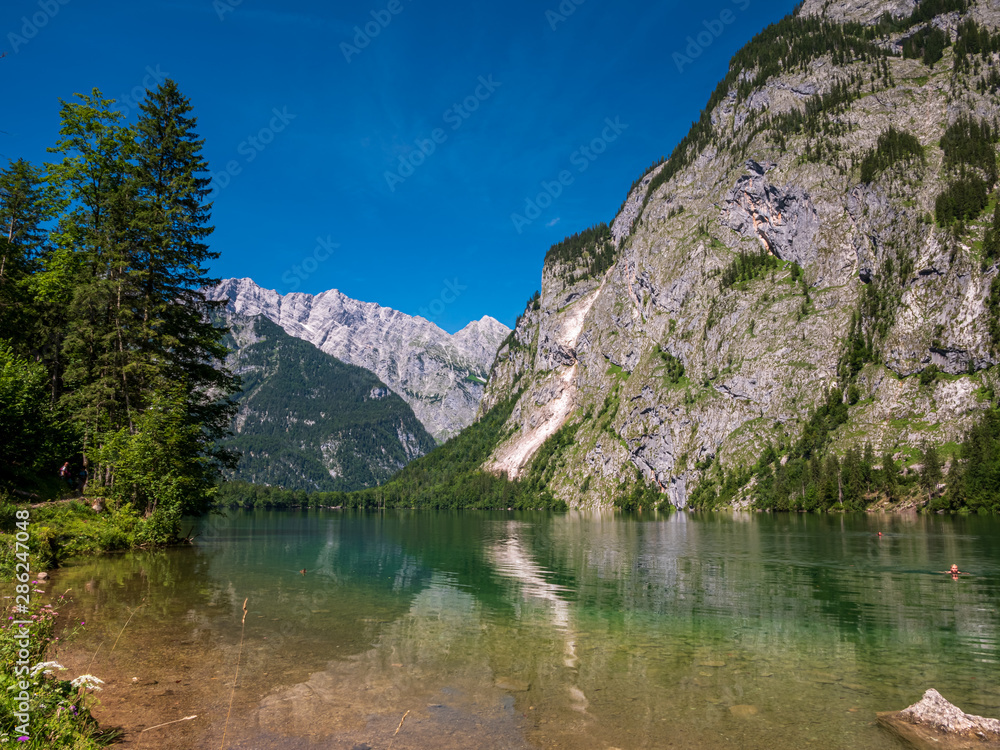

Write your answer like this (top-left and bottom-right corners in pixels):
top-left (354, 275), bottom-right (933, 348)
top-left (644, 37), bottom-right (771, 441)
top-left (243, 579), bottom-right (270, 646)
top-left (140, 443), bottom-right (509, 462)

top-left (209, 278), bottom-right (510, 442)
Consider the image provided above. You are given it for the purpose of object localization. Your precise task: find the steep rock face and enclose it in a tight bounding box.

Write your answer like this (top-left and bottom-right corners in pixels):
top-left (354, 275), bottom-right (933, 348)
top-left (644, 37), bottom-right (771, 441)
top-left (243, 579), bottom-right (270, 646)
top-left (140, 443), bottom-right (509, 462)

top-left (210, 278), bottom-right (510, 442)
top-left (481, 0), bottom-right (1000, 509)
top-left (721, 160), bottom-right (821, 268)
top-left (800, 0), bottom-right (917, 24)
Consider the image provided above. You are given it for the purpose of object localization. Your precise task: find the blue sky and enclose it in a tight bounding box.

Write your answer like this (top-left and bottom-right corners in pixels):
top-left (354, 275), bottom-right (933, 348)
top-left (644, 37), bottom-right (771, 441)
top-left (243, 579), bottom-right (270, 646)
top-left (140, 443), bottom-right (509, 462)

top-left (3, 0), bottom-right (799, 332)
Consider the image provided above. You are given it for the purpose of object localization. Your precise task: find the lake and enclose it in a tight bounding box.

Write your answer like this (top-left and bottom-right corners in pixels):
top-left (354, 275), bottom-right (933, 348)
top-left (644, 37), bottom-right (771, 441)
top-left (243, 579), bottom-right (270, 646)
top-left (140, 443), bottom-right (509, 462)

top-left (48, 509), bottom-right (1000, 749)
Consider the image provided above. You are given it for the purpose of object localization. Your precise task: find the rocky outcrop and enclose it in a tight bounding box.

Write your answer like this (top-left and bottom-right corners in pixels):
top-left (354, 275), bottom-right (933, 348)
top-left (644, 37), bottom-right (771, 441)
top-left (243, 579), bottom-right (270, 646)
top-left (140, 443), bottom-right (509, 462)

top-left (210, 278), bottom-right (510, 442)
top-left (877, 688), bottom-right (1000, 750)
top-left (611, 163), bottom-right (666, 245)
top-left (799, 0), bottom-right (917, 24)
top-left (721, 160), bottom-right (821, 268)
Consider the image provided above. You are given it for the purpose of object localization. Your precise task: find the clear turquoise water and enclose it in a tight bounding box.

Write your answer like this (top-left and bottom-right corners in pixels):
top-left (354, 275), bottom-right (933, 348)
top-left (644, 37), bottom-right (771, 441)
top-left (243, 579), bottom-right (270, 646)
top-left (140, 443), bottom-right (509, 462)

top-left (51, 510), bottom-right (1000, 749)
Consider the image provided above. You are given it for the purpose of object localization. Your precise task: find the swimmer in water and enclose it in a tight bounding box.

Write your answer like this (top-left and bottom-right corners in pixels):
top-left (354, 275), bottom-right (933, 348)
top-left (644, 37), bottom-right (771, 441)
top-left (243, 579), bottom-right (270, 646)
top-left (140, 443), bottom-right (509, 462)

top-left (942, 564), bottom-right (969, 578)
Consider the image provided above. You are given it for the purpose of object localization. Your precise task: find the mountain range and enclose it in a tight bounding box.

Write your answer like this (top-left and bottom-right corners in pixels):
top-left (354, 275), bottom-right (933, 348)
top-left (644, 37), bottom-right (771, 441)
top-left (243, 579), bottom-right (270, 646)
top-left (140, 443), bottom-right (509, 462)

top-left (210, 278), bottom-right (510, 443)
top-left (217, 0), bottom-right (1000, 511)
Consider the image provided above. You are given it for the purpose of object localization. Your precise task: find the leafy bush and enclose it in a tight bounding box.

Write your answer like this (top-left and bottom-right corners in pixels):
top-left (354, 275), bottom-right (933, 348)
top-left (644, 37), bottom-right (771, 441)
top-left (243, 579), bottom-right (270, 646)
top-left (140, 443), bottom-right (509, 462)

top-left (941, 115), bottom-right (998, 184)
top-left (0, 596), bottom-right (111, 748)
top-left (901, 24), bottom-right (950, 66)
top-left (654, 346), bottom-right (686, 385)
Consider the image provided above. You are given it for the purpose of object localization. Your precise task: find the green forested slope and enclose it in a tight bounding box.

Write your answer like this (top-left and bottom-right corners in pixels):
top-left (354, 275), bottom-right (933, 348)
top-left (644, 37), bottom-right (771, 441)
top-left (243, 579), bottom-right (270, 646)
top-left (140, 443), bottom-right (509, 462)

top-left (223, 316), bottom-right (437, 491)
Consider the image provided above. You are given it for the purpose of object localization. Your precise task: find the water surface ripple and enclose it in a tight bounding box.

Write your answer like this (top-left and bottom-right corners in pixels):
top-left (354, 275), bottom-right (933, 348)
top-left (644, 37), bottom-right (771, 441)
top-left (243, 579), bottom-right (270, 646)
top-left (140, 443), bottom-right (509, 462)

top-left (50, 510), bottom-right (1000, 749)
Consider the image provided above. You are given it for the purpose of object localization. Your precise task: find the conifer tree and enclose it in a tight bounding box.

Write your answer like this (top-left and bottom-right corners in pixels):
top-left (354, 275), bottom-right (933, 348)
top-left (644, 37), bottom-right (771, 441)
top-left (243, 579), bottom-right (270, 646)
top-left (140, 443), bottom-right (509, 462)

top-left (38, 84), bottom-right (237, 521)
top-left (921, 444), bottom-right (942, 500)
top-left (0, 159), bottom-right (54, 348)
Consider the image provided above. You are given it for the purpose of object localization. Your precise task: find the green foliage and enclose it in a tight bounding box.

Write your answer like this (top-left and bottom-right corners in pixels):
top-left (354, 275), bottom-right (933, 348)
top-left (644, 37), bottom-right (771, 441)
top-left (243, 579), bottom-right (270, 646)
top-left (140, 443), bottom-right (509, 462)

top-left (839, 311), bottom-right (872, 379)
top-left (874, 0), bottom-right (968, 32)
top-left (953, 18), bottom-right (1000, 74)
top-left (653, 345), bottom-right (686, 386)
top-left (919, 364), bottom-right (940, 387)
top-left (544, 223), bottom-right (616, 280)
top-left (687, 463), bottom-right (752, 510)
top-left (719, 250), bottom-right (781, 289)
top-left (939, 407), bottom-right (1000, 512)
top-left (613, 465), bottom-right (669, 513)
top-left (920, 443), bottom-right (943, 497)
top-left (790, 388), bottom-right (850, 461)
top-left (859, 127), bottom-right (925, 183)
top-left (982, 203), bottom-right (1000, 266)
top-left (901, 24), bottom-right (950, 66)
top-left (753, 441), bottom-right (896, 513)
top-left (217, 394), bottom-right (567, 512)
top-left (935, 117), bottom-right (997, 226)
top-left (0, 81), bottom-right (239, 537)
top-left (935, 175), bottom-right (989, 225)
top-left (0, 160), bottom-right (56, 342)
top-left (522, 422), bottom-right (579, 497)
top-left (635, 12), bottom-right (891, 226)
top-left (0, 596), bottom-right (113, 748)
top-left (0, 344), bottom-right (69, 486)
top-left (940, 115), bottom-right (998, 185)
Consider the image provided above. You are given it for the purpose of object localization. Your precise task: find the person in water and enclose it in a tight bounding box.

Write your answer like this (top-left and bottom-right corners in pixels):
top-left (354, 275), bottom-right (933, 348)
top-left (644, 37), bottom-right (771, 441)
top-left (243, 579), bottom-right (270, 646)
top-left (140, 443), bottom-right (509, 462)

top-left (943, 564), bottom-right (969, 578)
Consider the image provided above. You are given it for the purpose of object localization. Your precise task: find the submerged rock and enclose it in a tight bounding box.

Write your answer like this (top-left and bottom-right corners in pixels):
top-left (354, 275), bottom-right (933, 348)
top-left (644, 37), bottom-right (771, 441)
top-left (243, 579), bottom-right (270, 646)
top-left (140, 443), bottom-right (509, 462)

top-left (877, 688), bottom-right (1000, 750)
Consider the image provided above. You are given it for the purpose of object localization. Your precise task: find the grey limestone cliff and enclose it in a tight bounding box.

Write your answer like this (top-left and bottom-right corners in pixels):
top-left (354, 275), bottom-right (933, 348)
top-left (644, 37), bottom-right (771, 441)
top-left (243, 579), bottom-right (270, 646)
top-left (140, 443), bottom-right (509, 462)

top-left (481, 0), bottom-right (1000, 509)
top-left (210, 278), bottom-right (510, 442)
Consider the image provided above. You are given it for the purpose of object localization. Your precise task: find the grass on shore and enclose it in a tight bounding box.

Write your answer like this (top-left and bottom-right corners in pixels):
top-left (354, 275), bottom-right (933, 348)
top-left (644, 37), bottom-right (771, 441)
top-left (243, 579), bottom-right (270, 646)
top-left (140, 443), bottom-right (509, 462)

top-left (0, 491), bottom-right (179, 747)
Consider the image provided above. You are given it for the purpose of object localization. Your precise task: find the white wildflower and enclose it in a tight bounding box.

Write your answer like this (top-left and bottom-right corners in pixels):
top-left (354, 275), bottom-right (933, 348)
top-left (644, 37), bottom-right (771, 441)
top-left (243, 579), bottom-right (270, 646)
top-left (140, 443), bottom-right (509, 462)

top-left (30, 661), bottom-right (66, 676)
top-left (70, 674), bottom-right (104, 691)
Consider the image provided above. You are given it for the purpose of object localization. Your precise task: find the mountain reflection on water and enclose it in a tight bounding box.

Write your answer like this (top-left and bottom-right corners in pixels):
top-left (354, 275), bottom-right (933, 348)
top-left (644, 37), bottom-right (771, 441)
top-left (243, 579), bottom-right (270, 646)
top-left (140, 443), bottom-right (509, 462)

top-left (50, 509), bottom-right (1000, 749)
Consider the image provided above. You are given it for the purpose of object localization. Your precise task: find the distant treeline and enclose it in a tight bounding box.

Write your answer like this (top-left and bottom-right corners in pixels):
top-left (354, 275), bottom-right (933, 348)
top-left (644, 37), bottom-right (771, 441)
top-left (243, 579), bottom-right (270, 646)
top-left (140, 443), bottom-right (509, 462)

top-left (217, 394), bottom-right (569, 511)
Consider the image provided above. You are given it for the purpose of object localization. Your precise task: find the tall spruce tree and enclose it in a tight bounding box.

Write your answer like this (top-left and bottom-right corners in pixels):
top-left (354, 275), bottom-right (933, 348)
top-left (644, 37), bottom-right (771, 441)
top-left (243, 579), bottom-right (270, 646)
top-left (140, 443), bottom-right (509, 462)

top-left (125, 79), bottom-right (238, 516)
top-left (39, 85), bottom-right (237, 523)
top-left (46, 89), bottom-right (135, 459)
top-left (0, 159), bottom-right (54, 348)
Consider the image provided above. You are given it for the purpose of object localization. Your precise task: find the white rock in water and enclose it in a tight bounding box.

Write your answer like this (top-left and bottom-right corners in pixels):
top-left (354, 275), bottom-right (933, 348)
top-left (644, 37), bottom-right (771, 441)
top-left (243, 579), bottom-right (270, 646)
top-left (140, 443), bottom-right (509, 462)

top-left (877, 688), bottom-right (1000, 750)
